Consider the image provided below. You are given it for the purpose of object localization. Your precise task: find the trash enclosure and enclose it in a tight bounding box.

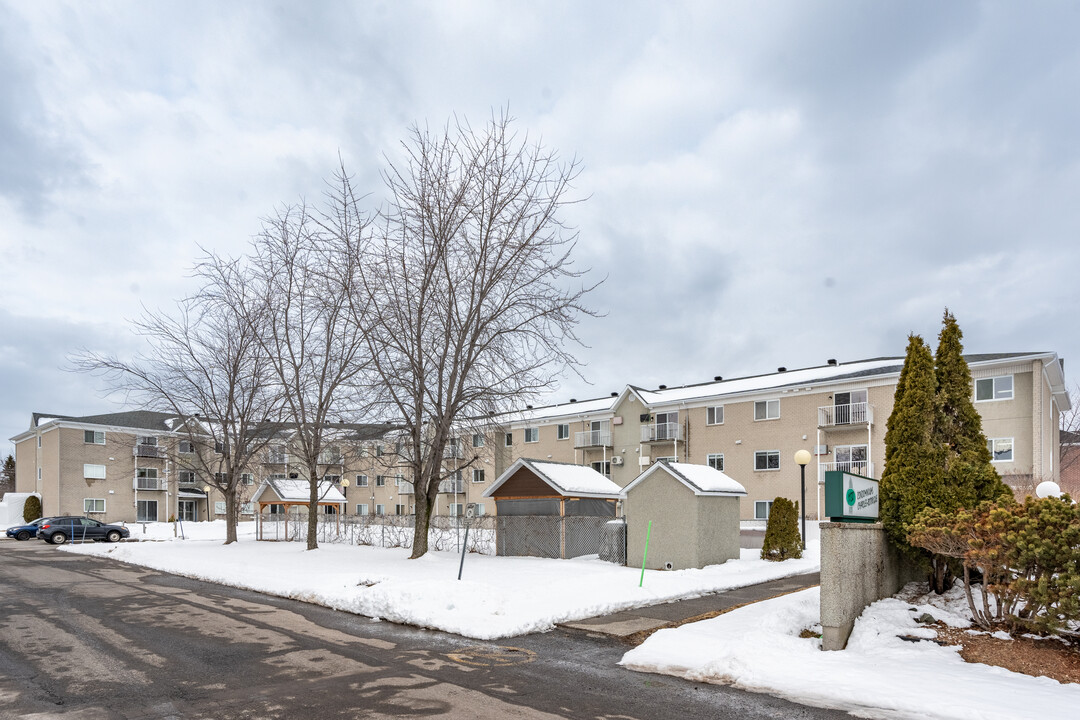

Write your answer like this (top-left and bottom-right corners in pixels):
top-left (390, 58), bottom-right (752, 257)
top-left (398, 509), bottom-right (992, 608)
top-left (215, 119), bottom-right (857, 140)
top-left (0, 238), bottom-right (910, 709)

top-left (483, 458), bottom-right (622, 559)
top-left (621, 459), bottom-right (746, 570)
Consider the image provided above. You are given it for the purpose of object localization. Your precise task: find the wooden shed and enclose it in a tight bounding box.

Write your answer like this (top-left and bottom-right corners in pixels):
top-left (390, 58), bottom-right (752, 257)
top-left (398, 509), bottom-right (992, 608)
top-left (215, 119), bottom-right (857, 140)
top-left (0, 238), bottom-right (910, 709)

top-left (621, 460), bottom-right (746, 570)
top-left (483, 458), bottom-right (622, 558)
top-left (252, 478), bottom-right (347, 541)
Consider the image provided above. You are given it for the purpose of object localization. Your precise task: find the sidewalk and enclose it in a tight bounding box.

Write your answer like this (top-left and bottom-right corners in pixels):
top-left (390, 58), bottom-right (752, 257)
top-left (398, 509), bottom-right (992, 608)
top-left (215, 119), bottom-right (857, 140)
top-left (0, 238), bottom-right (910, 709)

top-left (558, 571), bottom-right (819, 642)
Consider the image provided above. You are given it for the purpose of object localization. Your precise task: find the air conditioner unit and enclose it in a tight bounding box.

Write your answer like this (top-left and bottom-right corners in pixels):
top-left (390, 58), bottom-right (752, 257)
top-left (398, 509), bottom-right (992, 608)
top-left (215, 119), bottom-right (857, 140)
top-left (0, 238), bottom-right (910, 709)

top-left (814, 445), bottom-right (829, 455)
top-left (611, 456), bottom-right (624, 466)
top-left (638, 455), bottom-right (651, 466)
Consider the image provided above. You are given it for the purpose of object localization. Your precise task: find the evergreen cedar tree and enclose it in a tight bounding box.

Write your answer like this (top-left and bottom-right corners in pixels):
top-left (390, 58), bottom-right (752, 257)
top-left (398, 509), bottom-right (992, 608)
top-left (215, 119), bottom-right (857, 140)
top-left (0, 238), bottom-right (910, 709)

top-left (880, 310), bottom-right (1009, 593)
top-left (761, 497), bottom-right (802, 561)
top-left (23, 494), bottom-right (42, 523)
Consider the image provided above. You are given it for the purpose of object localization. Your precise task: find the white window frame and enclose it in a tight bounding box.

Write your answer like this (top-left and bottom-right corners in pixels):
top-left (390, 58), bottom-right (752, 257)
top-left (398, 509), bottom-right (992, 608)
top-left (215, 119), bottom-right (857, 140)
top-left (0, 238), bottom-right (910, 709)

top-left (241, 502), bottom-right (253, 514)
top-left (988, 437), bottom-right (1014, 463)
top-left (707, 453), bottom-right (724, 471)
top-left (975, 375), bottom-right (1014, 402)
top-left (524, 427), bottom-right (539, 443)
top-left (84, 498), bottom-right (106, 514)
top-left (375, 475), bottom-right (386, 487)
top-left (472, 433), bottom-right (485, 448)
top-left (655, 456), bottom-right (676, 463)
top-left (448, 503), bottom-right (464, 517)
top-left (178, 471), bottom-right (196, 484)
top-left (136, 499), bottom-right (159, 522)
top-left (137, 435), bottom-right (158, 447)
top-left (472, 468), bottom-right (485, 483)
top-left (754, 450), bottom-right (780, 471)
top-left (375, 504), bottom-right (386, 516)
top-left (755, 500), bottom-right (773, 520)
top-left (214, 501), bottom-right (226, 515)
top-left (83, 464), bottom-right (106, 480)
top-left (706, 406), bottom-right (724, 426)
top-left (557, 424), bottom-right (570, 440)
top-left (356, 474), bottom-right (369, 487)
top-left (356, 503), bottom-right (369, 515)
top-left (591, 460), bottom-right (611, 477)
top-left (473, 503), bottom-right (486, 516)
top-left (324, 474), bottom-right (342, 485)
top-left (504, 432), bottom-right (513, 447)
top-left (754, 399), bottom-right (780, 421)
top-left (179, 440), bottom-right (195, 454)
top-left (84, 430), bottom-right (105, 445)
top-left (395, 474), bottom-right (406, 487)
top-left (241, 473), bottom-right (254, 485)
top-left (395, 503), bottom-right (407, 516)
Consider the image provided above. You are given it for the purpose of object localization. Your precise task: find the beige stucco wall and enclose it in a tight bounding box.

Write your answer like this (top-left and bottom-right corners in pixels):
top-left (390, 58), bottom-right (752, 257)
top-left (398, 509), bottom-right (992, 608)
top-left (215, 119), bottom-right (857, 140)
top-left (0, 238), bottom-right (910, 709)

top-left (625, 470), bottom-right (698, 570)
top-left (14, 437), bottom-right (36, 494)
top-left (695, 493), bottom-right (742, 566)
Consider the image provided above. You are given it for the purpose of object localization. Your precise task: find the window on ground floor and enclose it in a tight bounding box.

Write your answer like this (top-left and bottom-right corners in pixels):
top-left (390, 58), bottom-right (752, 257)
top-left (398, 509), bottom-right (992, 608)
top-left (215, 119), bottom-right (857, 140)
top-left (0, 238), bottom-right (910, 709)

top-left (84, 498), bottom-right (105, 513)
top-left (214, 501), bottom-right (226, 515)
top-left (988, 437), bottom-right (1014, 462)
top-left (356, 503), bottom-right (369, 515)
top-left (375, 504), bottom-right (386, 516)
top-left (754, 450), bottom-right (780, 471)
top-left (755, 500), bottom-right (773, 520)
top-left (137, 500), bottom-right (159, 522)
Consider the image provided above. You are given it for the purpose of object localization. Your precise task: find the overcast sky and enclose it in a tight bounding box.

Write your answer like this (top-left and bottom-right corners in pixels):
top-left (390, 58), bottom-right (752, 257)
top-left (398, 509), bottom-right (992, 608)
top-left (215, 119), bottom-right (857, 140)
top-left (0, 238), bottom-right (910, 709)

top-left (2, 1), bottom-right (1078, 446)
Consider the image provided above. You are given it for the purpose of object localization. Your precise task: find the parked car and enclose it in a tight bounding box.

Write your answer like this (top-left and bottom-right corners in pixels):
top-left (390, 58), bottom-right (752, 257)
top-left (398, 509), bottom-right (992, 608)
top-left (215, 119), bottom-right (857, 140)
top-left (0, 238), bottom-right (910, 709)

top-left (36, 517), bottom-right (130, 545)
top-left (5, 517), bottom-right (46, 541)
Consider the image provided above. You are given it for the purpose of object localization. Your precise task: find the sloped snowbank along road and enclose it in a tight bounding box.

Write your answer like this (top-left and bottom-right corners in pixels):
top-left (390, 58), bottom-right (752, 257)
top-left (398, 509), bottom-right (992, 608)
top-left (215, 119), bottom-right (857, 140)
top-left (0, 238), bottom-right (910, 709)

top-left (620, 584), bottom-right (1080, 720)
top-left (58, 523), bottom-right (819, 639)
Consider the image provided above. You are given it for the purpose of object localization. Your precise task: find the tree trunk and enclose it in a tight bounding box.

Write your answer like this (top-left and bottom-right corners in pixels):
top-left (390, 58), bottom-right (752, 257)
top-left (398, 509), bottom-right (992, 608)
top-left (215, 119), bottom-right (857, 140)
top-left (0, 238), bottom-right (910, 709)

top-left (929, 557), bottom-right (954, 594)
top-left (306, 468), bottom-right (320, 550)
top-left (409, 484), bottom-right (435, 559)
top-left (224, 488), bottom-right (238, 545)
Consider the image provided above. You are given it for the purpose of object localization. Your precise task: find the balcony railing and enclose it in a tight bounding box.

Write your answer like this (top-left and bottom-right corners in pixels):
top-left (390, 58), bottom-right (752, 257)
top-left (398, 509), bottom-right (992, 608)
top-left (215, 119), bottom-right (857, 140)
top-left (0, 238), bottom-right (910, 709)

top-left (178, 476), bottom-right (199, 488)
top-left (397, 481), bottom-right (414, 495)
top-left (443, 445), bottom-right (464, 459)
top-left (134, 477), bottom-right (164, 491)
top-left (319, 452), bottom-right (343, 465)
top-left (818, 461), bottom-right (875, 478)
top-left (818, 402), bottom-right (873, 428)
top-left (641, 422), bottom-right (682, 443)
top-left (264, 451), bottom-right (288, 464)
top-left (574, 430), bottom-right (612, 448)
top-left (133, 445), bottom-right (166, 459)
top-left (439, 478), bottom-right (465, 494)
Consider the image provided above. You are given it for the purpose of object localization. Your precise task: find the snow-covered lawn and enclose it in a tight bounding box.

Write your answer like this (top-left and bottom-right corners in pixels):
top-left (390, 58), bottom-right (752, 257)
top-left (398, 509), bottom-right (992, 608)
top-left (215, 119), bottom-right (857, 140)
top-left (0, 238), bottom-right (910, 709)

top-left (120, 520), bottom-right (258, 541)
top-left (59, 523), bottom-right (818, 639)
top-left (621, 583), bottom-right (1080, 720)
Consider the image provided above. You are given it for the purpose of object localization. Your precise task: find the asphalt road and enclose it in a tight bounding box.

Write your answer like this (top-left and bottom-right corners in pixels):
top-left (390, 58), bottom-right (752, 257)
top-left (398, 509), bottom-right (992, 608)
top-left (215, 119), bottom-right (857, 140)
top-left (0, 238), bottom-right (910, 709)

top-left (0, 539), bottom-right (851, 720)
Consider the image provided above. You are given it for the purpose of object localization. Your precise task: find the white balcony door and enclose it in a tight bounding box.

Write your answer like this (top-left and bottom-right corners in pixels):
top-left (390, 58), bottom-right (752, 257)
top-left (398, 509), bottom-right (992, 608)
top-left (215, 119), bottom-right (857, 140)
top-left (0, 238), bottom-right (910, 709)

top-left (178, 500), bottom-right (197, 522)
top-left (834, 390), bottom-right (867, 424)
top-left (835, 445), bottom-right (868, 473)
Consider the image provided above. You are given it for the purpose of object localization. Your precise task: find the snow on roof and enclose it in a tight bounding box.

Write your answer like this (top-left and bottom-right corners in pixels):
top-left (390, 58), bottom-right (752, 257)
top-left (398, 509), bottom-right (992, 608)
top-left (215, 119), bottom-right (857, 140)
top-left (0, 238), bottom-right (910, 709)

top-left (666, 462), bottom-right (746, 495)
top-left (636, 359), bottom-right (905, 406)
top-left (258, 478), bottom-right (346, 504)
top-left (529, 461), bottom-right (623, 496)
top-left (505, 396), bottom-right (617, 425)
top-left (483, 458), bottom-right (622, 499)
top-left (621, 460), bottom-right (747, 497)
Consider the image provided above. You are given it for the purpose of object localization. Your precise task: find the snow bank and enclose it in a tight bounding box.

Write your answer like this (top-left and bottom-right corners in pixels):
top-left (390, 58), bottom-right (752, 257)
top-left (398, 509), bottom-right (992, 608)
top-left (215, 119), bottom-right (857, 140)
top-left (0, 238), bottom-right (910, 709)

top-left (59, 529), bottom-right (819, 639)
top-left (621, 584), bottom-right (1080, 720)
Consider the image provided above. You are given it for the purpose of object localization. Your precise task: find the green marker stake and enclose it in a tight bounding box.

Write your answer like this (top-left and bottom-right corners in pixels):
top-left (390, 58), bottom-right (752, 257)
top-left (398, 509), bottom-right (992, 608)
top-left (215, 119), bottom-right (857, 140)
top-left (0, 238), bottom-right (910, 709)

top-left (639, 520), bottom-right (652, 588)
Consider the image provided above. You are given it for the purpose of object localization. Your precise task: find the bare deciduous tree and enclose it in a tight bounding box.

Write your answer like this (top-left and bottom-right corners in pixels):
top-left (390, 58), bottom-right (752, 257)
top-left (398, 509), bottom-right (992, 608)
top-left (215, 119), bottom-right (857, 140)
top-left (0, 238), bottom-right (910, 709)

top-left (208, 185), bottom-right (371, 550)
top-left (338, 111), bottom-right (598, 558)
top-left (1060, 383), bottom-right (1080, 476)
top-left (74, 282), bottom-right (283, 544)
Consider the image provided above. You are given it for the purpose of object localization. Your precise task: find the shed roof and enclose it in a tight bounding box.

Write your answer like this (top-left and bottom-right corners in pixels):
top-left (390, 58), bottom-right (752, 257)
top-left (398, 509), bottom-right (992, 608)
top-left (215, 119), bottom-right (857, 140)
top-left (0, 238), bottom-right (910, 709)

top-left (251, 478), bottom-right (346, 505)
top-left (483, 458), bottom-right (622, 500)
top-left (621, 460), bottom-right (747, 497)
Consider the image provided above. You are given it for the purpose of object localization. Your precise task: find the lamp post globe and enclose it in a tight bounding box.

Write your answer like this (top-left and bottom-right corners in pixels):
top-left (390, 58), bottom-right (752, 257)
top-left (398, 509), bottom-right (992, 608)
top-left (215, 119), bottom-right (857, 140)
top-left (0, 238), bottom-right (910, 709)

top-left (1036, 481), bottom-right (1062, 499)
top-left (793, 450), bottom-right (811, 550)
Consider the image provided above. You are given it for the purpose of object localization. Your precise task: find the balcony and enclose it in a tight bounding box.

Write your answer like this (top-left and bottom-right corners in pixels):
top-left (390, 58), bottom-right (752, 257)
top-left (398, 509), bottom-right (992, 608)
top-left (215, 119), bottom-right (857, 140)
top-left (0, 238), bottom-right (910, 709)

top-left (439, 478), bottom-right (465, 494)
top-left (574, 430), bottom-right (612, 448)
top-left (264, 450), bottom-right (288, 464)
top-left (319, 451), bottom-right (343, 465)
top-left (397, 481), bottom-right (415, 495)
top-left (178, 476), bottom-right (199, 488)
top-left (133, 444), bottom-right (166, 459)
top-left (443, 444), bottom-right (464, 459)
top-left (818, 461), bottom-right (875, 478)
top-left (640, 422), bottom-right (682, 443)
top-left (818, 402), bottom-right (873, 429)
top-left (134, 477), bottom-right (164, 491)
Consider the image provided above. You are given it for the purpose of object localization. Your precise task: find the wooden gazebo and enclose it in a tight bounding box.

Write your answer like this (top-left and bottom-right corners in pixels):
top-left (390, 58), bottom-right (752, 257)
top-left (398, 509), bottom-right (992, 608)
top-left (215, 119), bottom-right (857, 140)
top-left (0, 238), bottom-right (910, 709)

top-left (252, 478), bottom-right (347, 541)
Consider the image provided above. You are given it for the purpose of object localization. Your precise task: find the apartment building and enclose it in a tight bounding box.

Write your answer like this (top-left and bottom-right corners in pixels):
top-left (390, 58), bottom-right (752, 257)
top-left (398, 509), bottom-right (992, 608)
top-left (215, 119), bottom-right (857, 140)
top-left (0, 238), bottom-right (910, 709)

top-left (11, 352), bottom-right (1069, 525)
top-left (488, 352), bottom-right (1069, 521)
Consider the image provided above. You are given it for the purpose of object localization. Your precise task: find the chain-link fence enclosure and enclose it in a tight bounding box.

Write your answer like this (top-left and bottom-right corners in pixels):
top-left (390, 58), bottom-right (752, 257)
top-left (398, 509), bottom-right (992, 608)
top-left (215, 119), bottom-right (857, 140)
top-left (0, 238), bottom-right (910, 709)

top-left (495, 515), bottom-right (611, 559)
top-left (258, 511), bottom-right (495, 554)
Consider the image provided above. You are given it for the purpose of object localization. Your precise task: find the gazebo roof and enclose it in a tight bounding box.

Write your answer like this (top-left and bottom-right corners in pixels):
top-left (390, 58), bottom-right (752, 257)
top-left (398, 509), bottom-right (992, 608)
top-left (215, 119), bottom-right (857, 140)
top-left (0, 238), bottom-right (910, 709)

top-left (251, 478), bottom-right (346, 505)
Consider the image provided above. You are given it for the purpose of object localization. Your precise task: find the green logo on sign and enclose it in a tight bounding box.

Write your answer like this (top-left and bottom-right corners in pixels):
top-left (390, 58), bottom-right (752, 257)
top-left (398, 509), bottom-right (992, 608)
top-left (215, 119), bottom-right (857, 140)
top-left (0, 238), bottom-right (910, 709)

top-left (846, 488), bottom-right (856, 506)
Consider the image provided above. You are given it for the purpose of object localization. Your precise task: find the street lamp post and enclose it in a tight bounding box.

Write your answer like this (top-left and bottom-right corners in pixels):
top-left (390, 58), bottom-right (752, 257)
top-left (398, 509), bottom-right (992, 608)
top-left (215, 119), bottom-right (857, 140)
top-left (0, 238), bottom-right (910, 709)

top-left (203, 484), bottom-right (212, 523)
top-left (794, 450), bottom-right (812, 550)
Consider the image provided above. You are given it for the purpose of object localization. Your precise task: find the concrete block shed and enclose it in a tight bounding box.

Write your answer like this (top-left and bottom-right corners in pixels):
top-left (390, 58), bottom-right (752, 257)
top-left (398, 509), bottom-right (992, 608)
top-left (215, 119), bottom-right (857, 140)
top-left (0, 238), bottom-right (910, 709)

top-left (621, 460), bottom-right (746, 570)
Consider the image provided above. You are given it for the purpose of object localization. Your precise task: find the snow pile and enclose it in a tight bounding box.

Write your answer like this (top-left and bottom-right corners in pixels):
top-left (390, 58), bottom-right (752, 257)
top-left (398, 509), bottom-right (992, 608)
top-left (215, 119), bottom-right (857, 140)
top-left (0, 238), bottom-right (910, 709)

top-left (60, 532), bottom-right (819, 639)
top-left (122, 520), bottom-right (258, 542)
top-left (621, 583), bottom-right (1080, 720)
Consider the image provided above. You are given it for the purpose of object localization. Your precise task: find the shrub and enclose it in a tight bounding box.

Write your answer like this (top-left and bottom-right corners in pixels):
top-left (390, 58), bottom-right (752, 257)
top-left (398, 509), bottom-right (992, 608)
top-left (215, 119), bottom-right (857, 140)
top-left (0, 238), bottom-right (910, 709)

top-left (761, 497), bottom-right (802, 561)
top-left (909, 495), bottom-right (1080, 635)
top-left (23, 495), bottom-right (42, 522)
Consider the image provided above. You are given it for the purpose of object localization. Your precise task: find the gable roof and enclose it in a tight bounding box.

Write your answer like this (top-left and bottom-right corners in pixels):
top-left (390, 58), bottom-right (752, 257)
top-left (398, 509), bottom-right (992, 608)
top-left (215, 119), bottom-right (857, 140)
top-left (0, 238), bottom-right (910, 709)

top-left (621, 460), bottom-right (747, 497)
top-left (483, 458), bottom-right (622, 499)
top-left (251, 478), bottom-right (347, 505)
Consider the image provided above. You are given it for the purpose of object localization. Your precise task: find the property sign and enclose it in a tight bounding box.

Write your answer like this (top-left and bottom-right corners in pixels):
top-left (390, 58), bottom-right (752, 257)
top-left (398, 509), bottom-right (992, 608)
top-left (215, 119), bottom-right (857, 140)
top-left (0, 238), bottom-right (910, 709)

top-left (824, 470), bottom-right (879, 522)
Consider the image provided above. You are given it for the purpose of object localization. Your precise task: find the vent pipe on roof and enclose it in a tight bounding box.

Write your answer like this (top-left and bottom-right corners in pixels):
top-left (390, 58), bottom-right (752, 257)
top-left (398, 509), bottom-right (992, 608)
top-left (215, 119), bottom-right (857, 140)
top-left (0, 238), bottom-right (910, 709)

top-left (526, 405), bottom-right (533, 409)
top-left (827, 358), bottom-right (837, 366)
top-left (611, 392), bottom-right (618, 397)
top-left (658, 385), bottom-right (667, 390)
top-left (569, 399), bottom-right (577, 403)
top-left (714, 375), bottom-right (722, 381)
top-left (778, 367), bottom-right (787, 372)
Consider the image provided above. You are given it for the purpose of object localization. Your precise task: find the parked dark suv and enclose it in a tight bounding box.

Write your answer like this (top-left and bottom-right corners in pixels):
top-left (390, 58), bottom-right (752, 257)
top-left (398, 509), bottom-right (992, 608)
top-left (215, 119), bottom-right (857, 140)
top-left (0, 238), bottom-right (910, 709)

top-left (36, 517), bottom-right (130, 545)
